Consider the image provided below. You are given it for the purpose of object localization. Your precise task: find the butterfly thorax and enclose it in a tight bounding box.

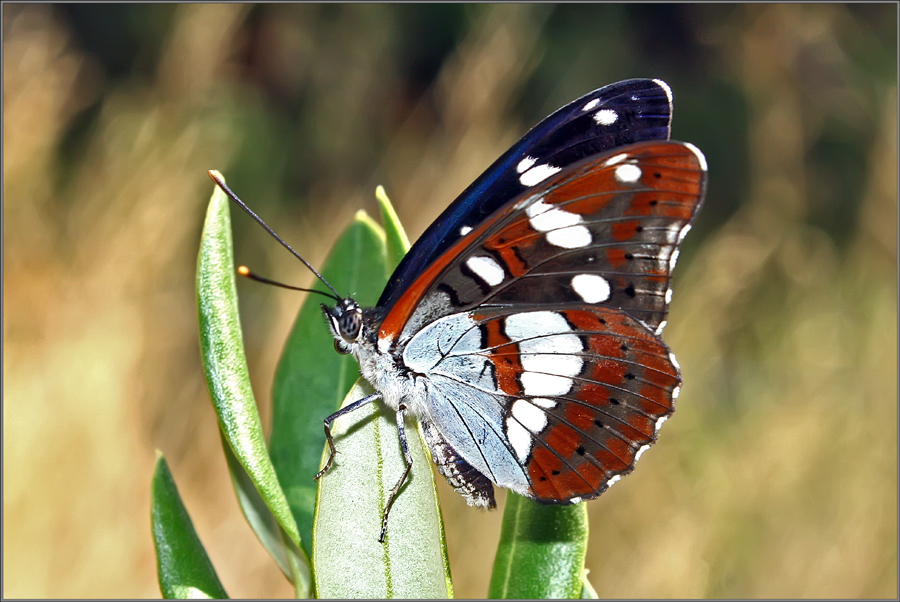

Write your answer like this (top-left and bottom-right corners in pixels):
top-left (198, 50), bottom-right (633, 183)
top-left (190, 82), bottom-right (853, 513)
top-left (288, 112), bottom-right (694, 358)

top-left (322, 300), bottom-right (427, 416)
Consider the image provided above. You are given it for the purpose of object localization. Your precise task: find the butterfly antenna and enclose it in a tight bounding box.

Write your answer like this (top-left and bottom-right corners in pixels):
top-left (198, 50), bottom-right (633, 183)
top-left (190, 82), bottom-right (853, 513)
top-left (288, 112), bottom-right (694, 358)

top-left (237, 266), bottom-right (340, 300)
top-left (208, 170), bottom-right (341, 301)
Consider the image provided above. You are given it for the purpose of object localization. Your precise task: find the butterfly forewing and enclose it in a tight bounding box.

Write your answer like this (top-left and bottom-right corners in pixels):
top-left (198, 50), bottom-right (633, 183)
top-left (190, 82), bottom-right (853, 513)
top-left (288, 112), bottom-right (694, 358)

top-left (379, 79), bottom-right (675, 313)
top-left (485, 141), bottom-right (707, 333)
top-left (380, 141), bottom-right (707, 345)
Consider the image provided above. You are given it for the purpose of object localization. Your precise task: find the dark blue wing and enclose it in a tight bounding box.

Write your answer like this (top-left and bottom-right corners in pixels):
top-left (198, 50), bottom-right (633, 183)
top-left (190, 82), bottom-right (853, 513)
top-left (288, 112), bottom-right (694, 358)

top-left (378, 78), bottom-right (674, 311)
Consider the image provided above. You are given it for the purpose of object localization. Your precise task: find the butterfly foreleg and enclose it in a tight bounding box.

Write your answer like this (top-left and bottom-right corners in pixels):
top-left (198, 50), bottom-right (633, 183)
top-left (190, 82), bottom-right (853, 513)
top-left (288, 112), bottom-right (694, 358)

top-left (379, 404), bottom-right (413, 543)
top-left (314, 392), bottom-right (382, 480)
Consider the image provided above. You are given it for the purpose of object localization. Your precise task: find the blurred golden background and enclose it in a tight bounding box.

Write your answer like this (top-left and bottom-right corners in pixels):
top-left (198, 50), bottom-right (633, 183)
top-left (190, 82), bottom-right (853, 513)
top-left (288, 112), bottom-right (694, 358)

top-left (3, 4), bottom-right (896, 598)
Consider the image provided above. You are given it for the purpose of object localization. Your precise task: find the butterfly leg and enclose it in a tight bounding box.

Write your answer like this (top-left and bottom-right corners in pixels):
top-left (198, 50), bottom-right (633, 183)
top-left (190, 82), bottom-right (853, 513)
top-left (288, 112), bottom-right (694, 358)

top-left (314, 392), bottom-right (382, 480)
top-left (379, 404), bottom-right (413, 543)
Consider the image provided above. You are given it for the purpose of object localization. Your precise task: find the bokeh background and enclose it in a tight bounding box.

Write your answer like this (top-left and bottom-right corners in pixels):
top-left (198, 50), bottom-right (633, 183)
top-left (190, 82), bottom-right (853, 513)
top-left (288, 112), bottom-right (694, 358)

top-left (3, 3), bottom-right (896, 598)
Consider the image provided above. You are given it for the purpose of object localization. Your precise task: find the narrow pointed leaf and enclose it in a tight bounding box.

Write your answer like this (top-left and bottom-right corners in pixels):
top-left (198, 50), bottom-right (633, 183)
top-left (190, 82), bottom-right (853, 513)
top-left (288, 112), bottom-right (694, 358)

top-left (375, 185), bottom-right (410, 271)
top-left (221, 433), bottom-right (308, 596)
top-left (197, 173), bottom-right (310, 592)
top-left (151, 453), bottom-right (229, 600)
top-left (312, 380), bottom-right (453, 598)
top-left (489, 494), bottom-right (588, 599)
top-left (269, 210), bottom-right (390, 552)
top-left (266, 197), bottom-right (449, 596)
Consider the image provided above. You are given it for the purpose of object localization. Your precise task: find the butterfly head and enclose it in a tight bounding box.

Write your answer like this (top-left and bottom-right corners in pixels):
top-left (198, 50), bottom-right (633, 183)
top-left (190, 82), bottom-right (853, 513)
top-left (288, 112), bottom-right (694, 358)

top-left (322, 298), bottom-right (365, 355)
top-left (321, 299), bottom-right (396, 398)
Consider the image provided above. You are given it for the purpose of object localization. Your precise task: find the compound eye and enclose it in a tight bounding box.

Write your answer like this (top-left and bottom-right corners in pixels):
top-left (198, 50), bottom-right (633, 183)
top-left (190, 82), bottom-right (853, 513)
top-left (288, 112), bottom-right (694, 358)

top-left (338, 308), bottom-right (362, 342)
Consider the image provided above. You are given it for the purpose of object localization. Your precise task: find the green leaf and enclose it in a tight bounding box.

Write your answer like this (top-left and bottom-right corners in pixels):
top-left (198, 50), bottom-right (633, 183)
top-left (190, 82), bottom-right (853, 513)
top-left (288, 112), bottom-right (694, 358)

top-left (375, 185), bottom-right (411, 271)
top-left (312, 380), bottom-right (453, 598)
top-left (488, 494), bottom-right (589, 599)
top-left (221, 433), bottom-right (308, 597)
top-left (268, 210), bottom-right (391, 553)
top-left (232, 184), bottom-right (448, 596)
top-left (265, 195), bottom-right (448, 597)
top-left (197, 172), bottom-right (311, 594)
top-left (151, 453), bottom-right (229, 600)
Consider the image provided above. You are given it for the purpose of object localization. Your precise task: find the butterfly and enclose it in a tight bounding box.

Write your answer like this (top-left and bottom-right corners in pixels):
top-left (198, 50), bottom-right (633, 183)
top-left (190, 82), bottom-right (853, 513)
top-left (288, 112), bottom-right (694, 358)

top-left (214, 78), bottom-right (706, 542)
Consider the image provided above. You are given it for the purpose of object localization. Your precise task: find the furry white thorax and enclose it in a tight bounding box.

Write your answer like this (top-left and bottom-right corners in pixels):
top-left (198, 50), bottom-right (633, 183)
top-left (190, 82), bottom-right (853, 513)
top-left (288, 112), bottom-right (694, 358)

top-left (326, 305), bottom-right (430, 419)
top-left (354, 333), bottom-right (427, 415)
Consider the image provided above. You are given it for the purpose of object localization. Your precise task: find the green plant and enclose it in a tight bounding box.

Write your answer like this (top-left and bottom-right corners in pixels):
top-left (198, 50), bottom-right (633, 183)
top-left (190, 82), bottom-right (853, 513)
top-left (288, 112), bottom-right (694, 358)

top-left (150, 176), bottom-right (593, 598)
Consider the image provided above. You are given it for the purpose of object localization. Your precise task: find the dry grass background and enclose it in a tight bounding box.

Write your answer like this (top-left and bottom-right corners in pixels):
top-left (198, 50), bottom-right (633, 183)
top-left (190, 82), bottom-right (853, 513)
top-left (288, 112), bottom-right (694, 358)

top-left (3, 4), bottom-right (896, 598)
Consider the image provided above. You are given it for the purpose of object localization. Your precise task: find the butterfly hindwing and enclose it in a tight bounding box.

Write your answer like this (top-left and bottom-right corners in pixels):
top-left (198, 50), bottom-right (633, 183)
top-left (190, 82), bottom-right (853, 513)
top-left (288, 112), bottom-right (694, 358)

top-left (402, 305), bottom-right (680, 502)
top-left (498, 307), bottom-right (679, 501)
top-left (420, 418), bottom-right (496, 508)
top-left (379, 79), bottom-right (675, 312)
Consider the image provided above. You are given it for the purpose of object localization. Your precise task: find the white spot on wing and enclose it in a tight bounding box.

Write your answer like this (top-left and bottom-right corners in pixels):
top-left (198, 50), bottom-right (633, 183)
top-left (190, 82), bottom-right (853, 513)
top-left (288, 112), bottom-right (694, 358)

top-left (669, 352), bottom-right (681, 371)
top-left (593, 108), bottom-right (618, 125)
top-left (506, 418), bottom-right (532, 462)
top-left (615, 163), bottom-right (642, 183)
top-left (656, 248), bottom-right (673, 282)
top-left (519, 163), bottom-right (562, 187)
top-left (517, 155), bottom-right (537, 174)
top-left (665, 288), bottom-right (673, 304)
top-left (571, 273), bottom-right (611, 303)
top-left (655, 320), bottom-right (667, 335)
top-left (582, 98), bottom-right (600, 112)
top-left (677, 223), bottom-right (692, 243)
top-left (511, 399), bottom-right (547, 434)
top-left (634, 444), bottom-right (652, 463)
top-left (459, 225), bottom-right (472, 236)
top-left (653, 78), bottom-right (673, 106)
top-left (465, 255), bottom-right (504, 286)
top-left (530, 397), bottom-right (558, 409)
top-left (655, 414), bottom-right (670, 430)
top-left (527, 199), bottom-right (593, 249)
top-left (569, 496), bottom-right (583, 504)
top-left (604, 153), bottom-right (628, 167)
top-left (669, 248), bottom-right (680, 270)
top-left (520, 372), bottom-right (572, 396)
top-left (683, 142), bottom-right (708, 171)
top-left (665, 223), bottom-right (682, 244)
top-left (506, 312), bottom-right (582, 396)
top-left (607, 474), bottom-right (621, 488)
top-left (546, 225), bottom-right (592, 249)
top-left (527, 199), bottom-right (579, 229)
